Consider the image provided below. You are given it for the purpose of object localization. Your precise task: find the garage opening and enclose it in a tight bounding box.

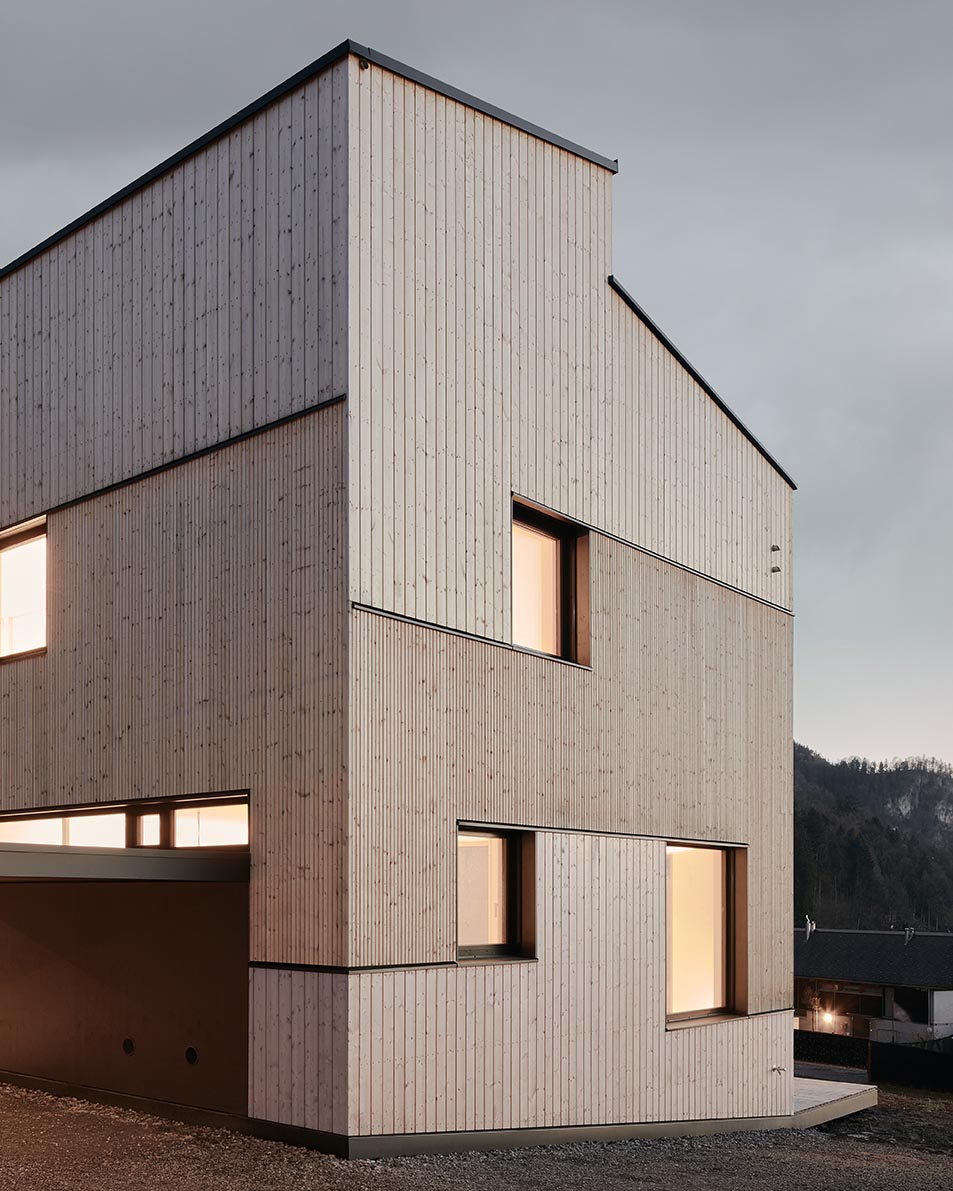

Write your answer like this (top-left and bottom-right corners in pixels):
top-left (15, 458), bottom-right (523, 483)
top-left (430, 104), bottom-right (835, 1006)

top-left (0, 799), bottom-right (249, 1117)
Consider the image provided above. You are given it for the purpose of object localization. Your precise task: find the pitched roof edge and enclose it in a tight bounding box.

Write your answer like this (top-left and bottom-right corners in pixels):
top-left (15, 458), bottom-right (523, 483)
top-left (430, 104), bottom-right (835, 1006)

top-left (608, 275), bottom-right (797, 491)
top-left (356, 43), bottom-right (619, 174)
top-left (1, 38), bottom-right (618, 282)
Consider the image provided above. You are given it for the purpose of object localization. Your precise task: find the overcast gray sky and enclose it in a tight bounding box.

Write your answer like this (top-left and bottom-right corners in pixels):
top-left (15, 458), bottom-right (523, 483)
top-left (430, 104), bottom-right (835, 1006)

top-left (2, 1), bottom-right (950, 764)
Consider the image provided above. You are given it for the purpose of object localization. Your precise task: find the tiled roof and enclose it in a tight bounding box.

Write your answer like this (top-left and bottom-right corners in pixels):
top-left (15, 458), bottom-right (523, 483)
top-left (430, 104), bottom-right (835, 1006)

top-left (795, 928), bottom-right (953, 990)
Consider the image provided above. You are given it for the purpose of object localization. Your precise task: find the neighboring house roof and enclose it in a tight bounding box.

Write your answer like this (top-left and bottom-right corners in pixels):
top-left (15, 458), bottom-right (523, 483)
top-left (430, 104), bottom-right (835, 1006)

top-left (0, 38), bottom-right (616, 282)
top-left (795, 928), bottom-right (953, 990)
top-left (609, 276), bottom-right (796, 490)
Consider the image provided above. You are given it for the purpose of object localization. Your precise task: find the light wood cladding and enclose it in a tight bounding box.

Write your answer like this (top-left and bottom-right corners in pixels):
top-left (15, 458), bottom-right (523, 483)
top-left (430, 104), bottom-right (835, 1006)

top-left (347, 531), bottom-right (792, 1011)
top-left (0, 405), bottom-right (348, 965)
top-left (0, 58), bottom-right (348, 531)
top-left (253, 832), bottom-right (791, 1137)
top-left (249, 966), bottom-right (349, 1135)
top-left (346, 61), bottom-right (792, 638)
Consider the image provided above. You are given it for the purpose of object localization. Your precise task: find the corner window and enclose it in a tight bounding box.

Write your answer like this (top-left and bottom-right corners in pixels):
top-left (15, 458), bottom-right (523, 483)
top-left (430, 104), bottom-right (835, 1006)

top-left (457, 828), bottom-right (534, 959)
top-left (511, 502), bottom-right (589, 663)
top-left (666, 844), bottom-right (745, 1021)
top-left (0, 523), bottom-right (47, 658)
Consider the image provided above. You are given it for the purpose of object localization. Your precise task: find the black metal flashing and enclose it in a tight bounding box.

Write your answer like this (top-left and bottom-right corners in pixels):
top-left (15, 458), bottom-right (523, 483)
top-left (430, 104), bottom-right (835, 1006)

top-left (0, 39), bottom-right (617, 282)
top-left (354, 43), bottom-right (618, 173)
top-left (608, 275), bottom-right (797, 491)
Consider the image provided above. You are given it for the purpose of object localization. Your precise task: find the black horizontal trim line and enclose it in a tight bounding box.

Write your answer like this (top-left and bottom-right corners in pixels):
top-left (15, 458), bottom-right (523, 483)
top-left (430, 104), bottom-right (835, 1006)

top-left (250, 960), bottom-right (457, 975)
top-left (608, 275), bottom-right (797, 491)
top-left (0, 789), bottom-right (249, 819)
top-left (459, 820), bottom-right (750, 848)
top-left (1, 38), bottom-right (617, 281)
top-left (357, 522), bottom-right (792, 629)
top-left (513, 489), bottom-right (793, 613)
top-left (352, 601), bottom-right (598, 658)
top-left (666, 1006), bottom-right (794, 1030)
top-left (0, 395), bottom-right (344, 538)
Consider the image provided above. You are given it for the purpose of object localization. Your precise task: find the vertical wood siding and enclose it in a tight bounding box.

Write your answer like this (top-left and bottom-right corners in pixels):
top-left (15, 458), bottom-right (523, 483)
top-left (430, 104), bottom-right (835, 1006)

top-left (0, 59), bottom-right (348, 531)
top-left (346, 62), bottom-right (792, 634)
top-left (0, 405), bottom-right (348, 965)
top-left (346, 833), bottom-right (793, 1134)
top-left (250, 833), bottom-right (792, 1136)
top-left (347, 531), bottom-right (793, 1013)
top-left (248, 966), bottom-right (349, 1135)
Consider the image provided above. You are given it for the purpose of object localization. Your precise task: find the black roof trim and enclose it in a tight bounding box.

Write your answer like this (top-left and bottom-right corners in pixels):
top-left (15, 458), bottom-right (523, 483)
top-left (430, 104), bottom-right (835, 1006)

top-left (0, 38), bottom-right (618, 282)
top-left (608, 275), bottom-right (796, 491)
top-left (356, 43), bottom-right (619, 174)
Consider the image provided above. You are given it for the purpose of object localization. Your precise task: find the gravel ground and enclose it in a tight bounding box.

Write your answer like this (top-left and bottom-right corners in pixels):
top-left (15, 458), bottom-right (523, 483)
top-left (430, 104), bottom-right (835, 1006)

top-left (0, 1082), bottom-right (950, 1191)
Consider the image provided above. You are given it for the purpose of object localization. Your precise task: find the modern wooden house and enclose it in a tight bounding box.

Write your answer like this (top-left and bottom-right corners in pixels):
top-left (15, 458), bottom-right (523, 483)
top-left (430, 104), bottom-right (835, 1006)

top-left (0, 39), bottom-right (801, 1154)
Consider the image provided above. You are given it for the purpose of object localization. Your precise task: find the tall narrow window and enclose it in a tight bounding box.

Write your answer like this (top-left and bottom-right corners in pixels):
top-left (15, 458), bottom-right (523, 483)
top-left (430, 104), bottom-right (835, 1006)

top-left (511, 503), bottom-right (589, 662)
top-left (667, 844), bottom-right (738, 1020)
top-left (457, 829), bottom-right (533, 959)
top-left (0, 527), bottom-right (46, 658)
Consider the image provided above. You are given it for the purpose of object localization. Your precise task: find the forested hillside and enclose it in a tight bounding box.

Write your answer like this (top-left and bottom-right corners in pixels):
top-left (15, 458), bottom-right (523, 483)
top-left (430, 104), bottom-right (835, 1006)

top-left (794, 744), bottom-right (953, 930)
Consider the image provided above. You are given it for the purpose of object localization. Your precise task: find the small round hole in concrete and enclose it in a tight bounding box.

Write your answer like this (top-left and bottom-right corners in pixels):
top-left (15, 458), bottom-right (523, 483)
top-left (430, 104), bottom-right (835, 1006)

top-left (185, 1047), bottom-right (198, 1065)
top-left (122, 1038), bottom-right (135, 1056)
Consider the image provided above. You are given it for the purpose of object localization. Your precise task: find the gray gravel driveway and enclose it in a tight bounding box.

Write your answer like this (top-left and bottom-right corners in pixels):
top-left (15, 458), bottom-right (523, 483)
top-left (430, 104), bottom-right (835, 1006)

top-left (0, 1082), bottom-right (949, 1190)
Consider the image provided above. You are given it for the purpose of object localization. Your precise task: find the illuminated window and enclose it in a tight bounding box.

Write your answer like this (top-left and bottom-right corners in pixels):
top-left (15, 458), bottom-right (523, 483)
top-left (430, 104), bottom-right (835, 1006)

top-left (457, 829), bottom-right (533, 959)
top-left (174, 803), bottom-right (248, 848)
top-left (667, 844), bottom-right (743, 1020)
top-left (511, 504), bottom-right (588, 662)
top-left (0, 528), bottom-right (46, 658)
top-left (0, 800), bottom-right (249, 851)
top-left (0, 817), bottom-right (65, 846)
top-left (64, 813), bottom-right (126, 849)
top-left (138, 814), bottom-right (162, 847)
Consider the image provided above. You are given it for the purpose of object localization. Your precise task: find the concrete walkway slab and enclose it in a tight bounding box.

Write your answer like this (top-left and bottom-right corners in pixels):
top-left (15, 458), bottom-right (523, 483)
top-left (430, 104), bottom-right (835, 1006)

top-left (792, 1075), bottom-right (878, 1128)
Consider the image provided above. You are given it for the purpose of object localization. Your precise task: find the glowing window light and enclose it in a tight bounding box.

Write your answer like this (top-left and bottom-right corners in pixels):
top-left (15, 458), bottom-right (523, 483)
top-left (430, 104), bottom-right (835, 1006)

top-left (458, 832), bottom-right (508, 949)
top-left (667, 844), bottom-right (729, 1017)
top-left (139, 814), bottom-right (161, 846)
top-left (64, 813), bottom-right (126, 849)
top-left (0, 817), bottom-right (65, 846)
top-left (512, 521), bottom-right (561, 655)
top-left (0, 534), bottom-right (47, 657)
top-left (174, 803), bottom-right (248, 847)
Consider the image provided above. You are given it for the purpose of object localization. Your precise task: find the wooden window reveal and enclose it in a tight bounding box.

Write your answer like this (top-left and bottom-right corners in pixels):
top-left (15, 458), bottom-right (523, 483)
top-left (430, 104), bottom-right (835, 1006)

top-left (511, 503), bottom-right (589, 664)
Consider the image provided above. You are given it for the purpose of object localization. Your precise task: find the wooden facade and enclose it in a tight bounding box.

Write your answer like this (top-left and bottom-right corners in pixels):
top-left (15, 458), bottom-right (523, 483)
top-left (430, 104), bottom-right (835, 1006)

top-left (0, 41), bottom-right (795, 1150)
top-left (0, 405), bottom-right (349, 965)
top-left (0, 58), bottom-right (348, 531)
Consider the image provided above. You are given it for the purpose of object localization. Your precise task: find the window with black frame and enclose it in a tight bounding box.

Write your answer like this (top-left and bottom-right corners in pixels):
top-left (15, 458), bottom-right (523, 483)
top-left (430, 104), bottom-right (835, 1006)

top-left (511, 502), bottom-right (589, 663)
top-left (666, 843), bottom-right (745, 1021)
top-left (457, 829), bottom-right (529, 959)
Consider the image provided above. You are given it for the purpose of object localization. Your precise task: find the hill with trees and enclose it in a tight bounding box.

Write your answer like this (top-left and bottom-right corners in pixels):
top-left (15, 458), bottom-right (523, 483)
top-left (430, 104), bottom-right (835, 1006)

top-left (794, 744), bottom-right (953, 930)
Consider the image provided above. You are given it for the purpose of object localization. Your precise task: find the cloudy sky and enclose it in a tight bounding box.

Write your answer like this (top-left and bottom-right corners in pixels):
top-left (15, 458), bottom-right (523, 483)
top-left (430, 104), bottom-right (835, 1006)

top-left (2, 1), bottom-right (950, 763)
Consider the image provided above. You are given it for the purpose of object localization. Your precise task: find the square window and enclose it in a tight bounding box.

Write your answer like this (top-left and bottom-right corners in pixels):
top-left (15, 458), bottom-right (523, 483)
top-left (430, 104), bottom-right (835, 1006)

top-left (666, 844), bottom-right (746, 1020)
top-left (0, 528), bottom-right (47, 658)
top-left (457, 829), bottom-right (534, 959)
top-left (511, 503), bottom-right (588, 663)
